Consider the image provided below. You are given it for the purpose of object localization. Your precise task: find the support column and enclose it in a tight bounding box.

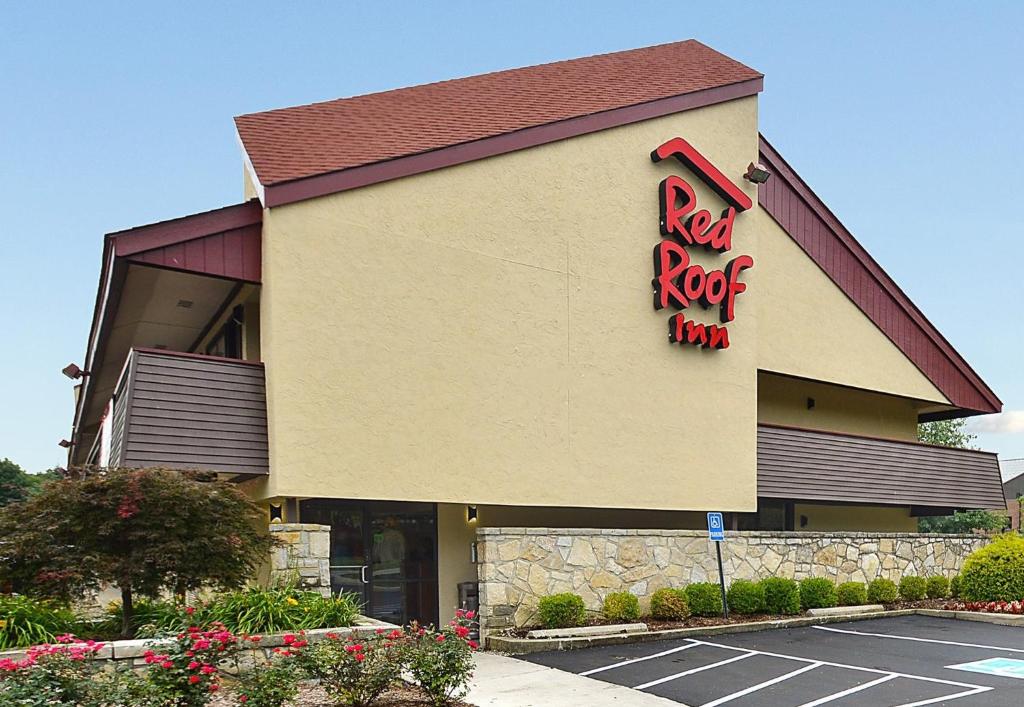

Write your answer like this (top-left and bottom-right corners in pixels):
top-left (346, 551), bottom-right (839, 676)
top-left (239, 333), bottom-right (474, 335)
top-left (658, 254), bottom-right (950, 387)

top-left (268, 522), bottom-right (332, 597)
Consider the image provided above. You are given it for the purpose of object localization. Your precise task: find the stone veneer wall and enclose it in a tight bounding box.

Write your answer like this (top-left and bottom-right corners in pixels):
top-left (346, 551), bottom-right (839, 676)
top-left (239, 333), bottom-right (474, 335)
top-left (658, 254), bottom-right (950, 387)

top-left (269, 522), bottom-right (332, 596)
top-left (476, 528), bottom-right (986, 632)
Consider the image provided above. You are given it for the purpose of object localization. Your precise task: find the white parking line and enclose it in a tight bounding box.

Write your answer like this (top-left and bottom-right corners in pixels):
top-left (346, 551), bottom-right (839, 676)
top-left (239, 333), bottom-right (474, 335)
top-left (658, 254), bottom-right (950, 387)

top-left (633, 652), bottom-right (755, 691)
top-left (812, 624), bottom-right (1024, 654)
top-left (690, 639), bottom-right (989, 689)
top-left (579, 640), bottom-right (699, 676)
top-left (896, 685), bottom-right (994, 707)
top-left (701, 662), bottom-right (822, 706)
top-left (796, 674), bottom-right (898, 706)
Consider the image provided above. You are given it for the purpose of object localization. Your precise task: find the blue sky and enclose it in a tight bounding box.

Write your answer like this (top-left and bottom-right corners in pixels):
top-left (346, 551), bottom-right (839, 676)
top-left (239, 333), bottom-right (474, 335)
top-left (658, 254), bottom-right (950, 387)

top-left (1, 2), bottom-right (1022, 473)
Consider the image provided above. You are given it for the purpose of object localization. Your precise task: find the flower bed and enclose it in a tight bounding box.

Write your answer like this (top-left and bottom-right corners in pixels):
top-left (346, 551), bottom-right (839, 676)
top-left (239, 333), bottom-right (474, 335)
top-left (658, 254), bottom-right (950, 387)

top-left (943, 600), bottom-right (1024, 614)
top-left (0, 611), bottom-right (479, 707)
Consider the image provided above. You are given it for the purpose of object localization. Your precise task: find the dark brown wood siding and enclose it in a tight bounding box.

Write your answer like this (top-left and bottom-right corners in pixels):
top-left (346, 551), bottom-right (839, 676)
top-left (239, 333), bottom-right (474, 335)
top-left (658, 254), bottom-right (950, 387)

top-left (119, 349), bottom-right (269, 475)
top-left (757, 424), bottom-right (1005, 509)
top-left (757, 136), bottom-right (1000, 416)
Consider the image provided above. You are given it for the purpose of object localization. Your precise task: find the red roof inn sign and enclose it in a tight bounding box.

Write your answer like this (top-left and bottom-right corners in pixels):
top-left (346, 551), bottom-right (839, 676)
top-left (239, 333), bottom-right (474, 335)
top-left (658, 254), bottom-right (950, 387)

top-left (651, 138), bottom-right (754, 351)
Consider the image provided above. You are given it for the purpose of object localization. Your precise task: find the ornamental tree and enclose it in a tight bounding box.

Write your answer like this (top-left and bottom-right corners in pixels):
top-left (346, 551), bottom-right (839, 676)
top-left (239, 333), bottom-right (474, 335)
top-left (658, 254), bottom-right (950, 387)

top-left (0, 467), bottom-right (275, 637)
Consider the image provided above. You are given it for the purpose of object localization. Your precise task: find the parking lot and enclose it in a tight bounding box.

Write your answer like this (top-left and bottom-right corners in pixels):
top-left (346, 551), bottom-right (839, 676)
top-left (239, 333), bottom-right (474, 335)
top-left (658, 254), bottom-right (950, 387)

top-left (522, 615), bottom-right (1024, 706)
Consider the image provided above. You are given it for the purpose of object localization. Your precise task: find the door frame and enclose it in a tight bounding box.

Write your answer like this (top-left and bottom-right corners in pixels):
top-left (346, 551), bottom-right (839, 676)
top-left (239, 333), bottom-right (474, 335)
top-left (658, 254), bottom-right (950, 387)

top-left (299, 499), bottom-right (439, 626)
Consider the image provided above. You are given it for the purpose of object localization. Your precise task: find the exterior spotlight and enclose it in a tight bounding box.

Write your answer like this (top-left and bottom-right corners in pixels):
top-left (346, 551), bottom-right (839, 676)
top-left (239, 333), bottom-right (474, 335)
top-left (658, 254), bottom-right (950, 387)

top-left (58, 439), bottom-right (72, 448)
top-left (62, 363), bottom-right (89, 380)
top-left (467, 505), bottom-right (478, 523)
top-left (743, 162), bottom-right (771, 184)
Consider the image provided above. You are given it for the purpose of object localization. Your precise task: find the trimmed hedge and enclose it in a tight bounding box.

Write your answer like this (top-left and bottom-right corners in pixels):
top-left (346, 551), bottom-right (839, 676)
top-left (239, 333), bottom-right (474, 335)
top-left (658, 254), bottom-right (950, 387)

top-left (761, 578), bottom-right (801, 615)
top-left (726, 580), bottom-right (765, 615)
top-left (800, 578), bottom-right (837, 610)
top-left (867, 578), bottom-right (898, 604)
top-left (537, 593), bottom-right (586, 629)
top-left (836, 582), bottom-right (867, 606)
top-left (926, 575), bottom-right (950, 599)
top-left (685, 583), bottom-right (723, 617)
top-left (650, 588), bottom-right (689, 621)
top-left (602, 592), bottom-right (640, 622)
top-left (950, 574), bottom-right (962, 599)
top-left (960, 534), bottom-right (1024, 602)
top-left (899, 576), bottom-right (928, 601)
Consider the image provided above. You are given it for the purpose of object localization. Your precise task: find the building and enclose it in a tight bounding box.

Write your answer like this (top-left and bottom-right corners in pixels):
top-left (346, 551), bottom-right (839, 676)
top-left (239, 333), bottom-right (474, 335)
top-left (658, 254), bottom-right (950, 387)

top-left (67, 40), bottom-right (1005, 627)
top-left (1002, 459), bottom-right (1024, 530)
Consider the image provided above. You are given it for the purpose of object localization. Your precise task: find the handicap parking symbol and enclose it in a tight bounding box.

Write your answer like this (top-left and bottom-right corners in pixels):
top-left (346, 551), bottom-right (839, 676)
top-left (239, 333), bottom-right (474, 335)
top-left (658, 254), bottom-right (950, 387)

top-left (948, 657), bottom-right (1024, 679)
top-left (707, 512), bottom-right (725, 541)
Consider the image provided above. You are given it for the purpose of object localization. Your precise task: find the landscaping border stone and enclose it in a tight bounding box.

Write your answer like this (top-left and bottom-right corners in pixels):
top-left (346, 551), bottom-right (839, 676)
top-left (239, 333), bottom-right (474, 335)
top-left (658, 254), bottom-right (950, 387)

top-left (0, 615), bottom-right (397, 666)
top-left (486, 609), bottom-right (920, 654)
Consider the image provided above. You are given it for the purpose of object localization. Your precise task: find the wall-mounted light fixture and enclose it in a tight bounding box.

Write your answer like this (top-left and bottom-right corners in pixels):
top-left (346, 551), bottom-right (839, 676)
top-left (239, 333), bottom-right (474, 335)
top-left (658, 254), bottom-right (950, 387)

top-left (467, 505), bottom-right (478, 523)
top-left (61, 363), bottom-right (89, 380)
top-left (806, 397), bottom-right (816, 410)
top-left (743, 162), bottom-right (771, 184)
top-left (269, 504), bottom-right (283, 522)
top-left (58, 439), bottom-right (71, 449)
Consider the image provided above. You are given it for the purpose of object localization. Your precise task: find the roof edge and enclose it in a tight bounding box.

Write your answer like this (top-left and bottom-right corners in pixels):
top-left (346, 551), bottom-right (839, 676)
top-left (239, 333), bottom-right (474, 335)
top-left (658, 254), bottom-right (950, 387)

top-left (758, 134), bottom-right (1002, 416)
top-left (259, 77), bottom-right (763, 207)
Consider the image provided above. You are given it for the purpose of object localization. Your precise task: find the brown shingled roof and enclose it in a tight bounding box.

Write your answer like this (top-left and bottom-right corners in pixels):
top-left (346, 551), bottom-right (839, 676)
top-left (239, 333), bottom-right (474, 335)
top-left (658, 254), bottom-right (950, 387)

top-left (235, 40), bottom-right (762, 202)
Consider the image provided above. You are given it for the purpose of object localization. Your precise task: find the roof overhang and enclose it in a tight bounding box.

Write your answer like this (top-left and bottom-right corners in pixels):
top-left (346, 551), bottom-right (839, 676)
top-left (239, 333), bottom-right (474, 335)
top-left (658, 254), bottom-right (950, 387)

top-left (71, 201), bottom-right (263, 464)
top-left (757, 136), bottom-right (1002, 419)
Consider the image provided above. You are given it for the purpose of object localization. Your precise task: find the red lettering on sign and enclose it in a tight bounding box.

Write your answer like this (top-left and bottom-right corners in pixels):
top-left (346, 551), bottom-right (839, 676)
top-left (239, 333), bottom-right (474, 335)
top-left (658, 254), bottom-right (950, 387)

top-left (651, 137), bottom-right (754, 350)
top-left (668, 314), bottom-right (730, 350)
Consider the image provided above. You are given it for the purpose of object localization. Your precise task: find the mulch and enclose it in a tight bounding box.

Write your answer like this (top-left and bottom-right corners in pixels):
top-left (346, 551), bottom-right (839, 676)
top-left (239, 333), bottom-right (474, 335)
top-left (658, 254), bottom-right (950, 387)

top-left (211, 681), bottom-right (471, 706)
top-left (498, 599), bottom-right (949, 637)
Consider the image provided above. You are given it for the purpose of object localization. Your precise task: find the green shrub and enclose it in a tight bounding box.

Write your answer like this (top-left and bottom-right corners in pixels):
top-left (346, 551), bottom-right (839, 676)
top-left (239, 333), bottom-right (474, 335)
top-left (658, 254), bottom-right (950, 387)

top-left (926, 575), bottom-right (950, 599)
top-left (899, 576), bottom-right (928, 601)
top-left (602, 592), bottom-right (640, 622)
top-left (685, 583), bottom-right (723, 617)
top-left (761, 578), bottom-right (801, 615)
top-left (650, 588), bottom-right (689, 620)
top-left (867, 578), bottom-right (898, 604)
top-left (836, 582), bottom-right (867, 606)
top-left (200, 585), bottom-right (362, 635)
top-left (0, 595), bottom-right (77, 650)
top-left (960, 534), bottom-right (1024, 601)
top-left (537, 593), bottom-right (586, 628)
top-left (799, 578), bottom-right (837, 610)
top-left (950, 574), bottom-right (962, 598)
top-left (726, 580), bottom-right (765, 615)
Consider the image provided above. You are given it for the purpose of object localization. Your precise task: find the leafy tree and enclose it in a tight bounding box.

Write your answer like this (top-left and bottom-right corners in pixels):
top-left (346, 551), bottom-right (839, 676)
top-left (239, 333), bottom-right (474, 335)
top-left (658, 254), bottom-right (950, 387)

top-left (0, 459), bottom-right (63, 508)
top-left (0, 468), bottom-right (275, 637)
top-left (917, 419), bottom-right (1005, 533)
top-left (917, 418), bottom-right (977, 449)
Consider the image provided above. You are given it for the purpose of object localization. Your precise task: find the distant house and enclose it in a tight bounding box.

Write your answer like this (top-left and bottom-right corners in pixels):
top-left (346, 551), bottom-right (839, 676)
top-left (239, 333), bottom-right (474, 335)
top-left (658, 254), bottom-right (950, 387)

top-left (1003, 459), bottom-right (1024, 530)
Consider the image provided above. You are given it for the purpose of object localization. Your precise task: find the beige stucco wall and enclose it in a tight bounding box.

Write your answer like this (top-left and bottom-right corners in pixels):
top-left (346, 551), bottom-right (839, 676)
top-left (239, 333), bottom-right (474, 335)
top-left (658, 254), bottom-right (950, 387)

top-left (255, 91), bottom-right (952, 515)
top-left (793, 503), bottom-right (918, 532)
top-left (259, 97), bottom-right (761, 512)
top-left (755, 214), bottom-right (948, 405)
top-left (757, 373), bottom-right (921, 440)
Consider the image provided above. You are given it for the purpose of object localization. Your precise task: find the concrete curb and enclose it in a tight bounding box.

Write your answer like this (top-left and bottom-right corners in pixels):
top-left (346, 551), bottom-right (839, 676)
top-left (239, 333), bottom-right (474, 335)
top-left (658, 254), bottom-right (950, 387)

top-left (916, 608), bottom-right (1024, 626)
top-left (486, 609), bottom-right (921, 654)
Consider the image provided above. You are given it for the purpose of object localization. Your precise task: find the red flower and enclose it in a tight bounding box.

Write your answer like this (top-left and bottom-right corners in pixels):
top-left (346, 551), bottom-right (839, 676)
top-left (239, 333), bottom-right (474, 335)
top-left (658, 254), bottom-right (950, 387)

top-left (239, 697), bottom-right (248, 703)
top-left (201, 665), bottom-right (216, 675)
top-left (185, 607), bottom-right (195, 615)
top-left (189, 675), bottom-right (200, 685)
top-left (468, 640), bottom-right (479, 650)
top-left (455, 626), bottom-right (470, 638)
top-left (209, 683), bottom-right (219, 693)
top-left (354, 652), bottom-right (365, 662)
top-left (436, 635), bottom-right (445, 643)
top-left (187, 661), bottom-right (199, 670)
top-left (161, 661), bottom-right (174, 669)
top-left (283, 633), bottom-right (296, 645)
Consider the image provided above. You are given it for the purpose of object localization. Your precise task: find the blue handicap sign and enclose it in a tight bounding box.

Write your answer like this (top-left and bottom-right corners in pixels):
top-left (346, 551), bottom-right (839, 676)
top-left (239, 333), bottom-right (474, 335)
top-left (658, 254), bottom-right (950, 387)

top-left (707, 512), bottom-right (725, 541)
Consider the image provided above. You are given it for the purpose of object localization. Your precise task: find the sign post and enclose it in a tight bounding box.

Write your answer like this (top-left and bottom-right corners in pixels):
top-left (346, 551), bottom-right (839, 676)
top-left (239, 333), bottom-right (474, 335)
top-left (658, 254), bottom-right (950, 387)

top-left (706, 512), bottom-right (728, 619)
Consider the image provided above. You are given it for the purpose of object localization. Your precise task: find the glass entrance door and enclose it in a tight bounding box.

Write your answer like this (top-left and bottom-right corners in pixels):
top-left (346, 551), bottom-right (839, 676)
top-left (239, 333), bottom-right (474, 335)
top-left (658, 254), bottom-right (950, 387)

top-left (299, 500), bottom-right (438, 626)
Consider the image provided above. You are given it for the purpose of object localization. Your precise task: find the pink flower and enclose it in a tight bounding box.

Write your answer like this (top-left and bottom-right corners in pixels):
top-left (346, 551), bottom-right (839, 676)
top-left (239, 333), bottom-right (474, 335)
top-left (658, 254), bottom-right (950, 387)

top-left (161, 660), bottom-right (174, 669)
top-left (239, 697), bottom-right (248, 703)
top-left (466, 610), bottom-right (476, 620)
top-left (436, 635), bottom-right (445, 643)
top-left (187, 661), bottom-right (199, 670)
top-left (283, 634), bottom-right (296, 645)
top-left (200, 665), bottom-right (216, 674)
top-left (455, 626), bottom-right (470, 639)
top-left (354, 652), bottom-right (365, 662)
top-left (209, 683), bottom-right (220, 693)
